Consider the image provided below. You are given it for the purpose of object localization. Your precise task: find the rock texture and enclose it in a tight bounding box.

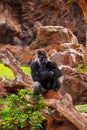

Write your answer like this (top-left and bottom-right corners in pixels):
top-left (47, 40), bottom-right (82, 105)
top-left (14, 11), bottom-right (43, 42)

top-left (0, 0), bottom-right (87, 45)
top-left (30, 26), bottom-right (84, 68)
top-left (0, 50), bottom-right (87, 130)
top-left (60, 66), bottom-right (87, 105)
top-left (0, 26), bottom-right (85, 66)
top-left (80, 0), bottom-right (87, 23)
top-left (30, 26), bottom-right (78, 49)
top-left (0, 1), bottom-right (87, 130)
top-left (0, 26), bottom-right (87, 105)
top-left (43, 107), bottom-right (78, 130)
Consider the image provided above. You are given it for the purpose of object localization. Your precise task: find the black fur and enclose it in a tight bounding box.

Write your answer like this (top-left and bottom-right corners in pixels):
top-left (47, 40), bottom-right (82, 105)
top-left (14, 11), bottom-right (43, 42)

top-left (30, 50), bottom-right (63, 95)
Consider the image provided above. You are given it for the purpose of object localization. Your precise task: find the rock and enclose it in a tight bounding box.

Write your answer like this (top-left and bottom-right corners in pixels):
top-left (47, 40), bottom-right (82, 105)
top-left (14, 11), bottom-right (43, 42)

top-left (0, 4), bottom-right (21, 45)
top-left (0, 0), bottom-right (87, 45)
top-left (30, 26), bottom-right (78, 49)
top-left (0, 45), bottom-right (34, 65)
top-left (0, 25), bottom-right (86, 105)
top-left (30, 26), bottom-right (84, 67)
top-left (0, 80), bottom-right (7, 96)
top-left (80, 0), bottom-right (87, 23)
top-left (60, 66), bottom-right (87, 105)
top-left (0, 26), bottom-right (85, 67)
top-left (45, 90), bottom-right (62, 99)
top-left (52, 48), bottom-right (83, 67)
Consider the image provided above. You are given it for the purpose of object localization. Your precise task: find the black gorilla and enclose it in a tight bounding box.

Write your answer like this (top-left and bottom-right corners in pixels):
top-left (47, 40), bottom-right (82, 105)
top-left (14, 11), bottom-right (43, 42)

top-left (30, 50), bottom-right (63, 95)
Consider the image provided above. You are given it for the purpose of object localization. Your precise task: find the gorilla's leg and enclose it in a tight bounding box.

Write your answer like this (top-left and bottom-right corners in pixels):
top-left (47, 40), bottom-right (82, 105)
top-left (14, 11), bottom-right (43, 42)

top-left (53, 76), bottom-right (64, 91)
top-left (58, 76), bottom-right (64, 87)
top-left (33, 82), bottom-right (48, 95)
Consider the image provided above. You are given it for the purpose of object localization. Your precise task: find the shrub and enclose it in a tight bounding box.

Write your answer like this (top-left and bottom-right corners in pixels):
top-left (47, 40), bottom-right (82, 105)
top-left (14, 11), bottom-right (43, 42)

top-left (0, 89), bottom-right (46, 130)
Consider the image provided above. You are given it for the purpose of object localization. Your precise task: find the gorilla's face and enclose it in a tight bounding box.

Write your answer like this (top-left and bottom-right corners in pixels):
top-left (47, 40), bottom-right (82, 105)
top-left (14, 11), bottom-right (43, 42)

top-left (37, 50), bottom-right (48, 66)
top-left (39, 56), bottom-right (48, 66)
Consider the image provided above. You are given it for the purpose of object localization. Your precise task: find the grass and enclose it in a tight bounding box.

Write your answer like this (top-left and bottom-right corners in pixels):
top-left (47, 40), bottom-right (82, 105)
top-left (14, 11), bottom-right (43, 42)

top-left (77, 63), bottom-right (87, 74)
top-left (0, 63), bottom-right (31, 80)
top-left (0, 63), bottom-right (87, 113)
top-left (75, 104), bottom-right (87, 113)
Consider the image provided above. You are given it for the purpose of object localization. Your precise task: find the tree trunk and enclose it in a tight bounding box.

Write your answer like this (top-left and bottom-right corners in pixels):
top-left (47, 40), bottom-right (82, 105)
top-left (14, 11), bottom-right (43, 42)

top-left (0, 50), bottom-right (34, 90)
top-left (46, 94), bottom-right (87, 130)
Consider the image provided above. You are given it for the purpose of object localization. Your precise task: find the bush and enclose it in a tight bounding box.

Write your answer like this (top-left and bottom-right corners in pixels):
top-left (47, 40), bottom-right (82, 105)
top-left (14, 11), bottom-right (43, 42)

top-left (0, 89), bottom-right (46, 130)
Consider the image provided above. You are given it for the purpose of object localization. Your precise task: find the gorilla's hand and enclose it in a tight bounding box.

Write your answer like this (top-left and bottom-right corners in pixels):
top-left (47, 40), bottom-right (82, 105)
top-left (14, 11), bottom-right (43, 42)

top-left (49, 71), bottom-right (54, 77)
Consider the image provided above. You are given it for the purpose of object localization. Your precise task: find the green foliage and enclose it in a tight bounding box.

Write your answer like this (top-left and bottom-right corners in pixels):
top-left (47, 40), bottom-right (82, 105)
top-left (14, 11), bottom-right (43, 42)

top-left (67, 0), bottom-right (75, 4)
top-left (75, 104), bottom-right (87, 112)
top-left (46, 109), bottom-right (52, 115)
top-left (21, 66), bottom-right (31, 76)
top-left (77, 63), bottom-right (87, 73)
top-left (0, 89), bottom-right (46, 130)
top-left (0, 63), bottom-right (31, 80)
top-left (0, 63), bottom-right (15, 80)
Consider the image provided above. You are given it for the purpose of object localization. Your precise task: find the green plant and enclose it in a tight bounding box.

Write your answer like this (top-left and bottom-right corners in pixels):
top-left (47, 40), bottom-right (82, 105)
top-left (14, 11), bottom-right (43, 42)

top-left (75, 104), bottom-right (87, 112)
top-left (0, 63), bottom-right (31, 80)
top-left (0, 89), bottom-right (46, 130)
top-left (77, 63), bottom-right (87, 73)
top-left (67, 0), bottom-right (76, 4)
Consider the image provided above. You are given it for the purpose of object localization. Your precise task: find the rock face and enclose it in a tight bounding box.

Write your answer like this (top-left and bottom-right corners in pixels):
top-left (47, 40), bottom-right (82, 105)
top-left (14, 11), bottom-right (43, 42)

top-left (0, 3), bottom-right (21, 45)
top-left (0, 26), bottom-right (85, 67)
top-left (30, 26), bottom-right (78, 49)
top-left (29, 26), bottom-right (87, 105)
top-left (0, 26), bottom-right (87, 105)
top-left (60, 66), bottom-right (87, 105)
top-left (80, 0), bottom-right (87, 23)
top-left (30, 26), bottom-right (84, 68)
top-left (0, 0), bottom-right (86, 45)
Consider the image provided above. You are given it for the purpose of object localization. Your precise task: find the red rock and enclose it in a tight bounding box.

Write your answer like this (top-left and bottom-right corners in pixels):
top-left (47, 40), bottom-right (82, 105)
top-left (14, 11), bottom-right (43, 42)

top-left (0, 0), bottom-right (86, 45)
top-left (45, 90), bottom-right (62, 99)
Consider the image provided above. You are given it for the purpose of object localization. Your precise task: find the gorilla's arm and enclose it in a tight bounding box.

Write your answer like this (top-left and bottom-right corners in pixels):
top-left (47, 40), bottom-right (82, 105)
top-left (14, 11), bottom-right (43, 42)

top-left (47, 61), bottom-right (63, 90)
top-left (30, 62), bottom-right (52, 82)
top-left (47, 61), bottom-right (62, 78)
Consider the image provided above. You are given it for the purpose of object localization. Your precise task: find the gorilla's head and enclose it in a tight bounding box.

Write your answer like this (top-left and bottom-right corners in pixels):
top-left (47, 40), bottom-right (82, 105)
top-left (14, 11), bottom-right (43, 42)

top-left (37, 50), bottom-right (48, 66)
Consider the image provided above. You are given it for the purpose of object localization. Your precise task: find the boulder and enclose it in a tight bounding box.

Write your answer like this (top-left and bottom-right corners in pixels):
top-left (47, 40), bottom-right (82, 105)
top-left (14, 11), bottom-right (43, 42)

top-left (0, 4), bottom-right (21, 45)
top-left (0, 0), bottom-right (86, 45)
top-left (0, 80), bottom-right (7, 96)
top-left (0, 26), bottom-right (85, 67)
top-left (0, 26), bottom-right (86, 105)
top-left (30, 26), bottom-right (84, 67)
top-left (80, 0), bottom-right (87, 23)
top-left (60, 66), bottom-right (87, 105)
top-left (30, 26), bottom-right (78, 49)
top-left (52, 49), bottom-right (83, 67)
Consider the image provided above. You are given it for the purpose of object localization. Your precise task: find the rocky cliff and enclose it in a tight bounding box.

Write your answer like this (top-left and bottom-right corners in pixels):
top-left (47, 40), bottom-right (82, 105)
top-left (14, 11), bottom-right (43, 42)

top-left (0, 0), bottom-right (87, 46)
top-left (0, 0), bottom-right (87, 106)
top-left (0, 1), bottom-right (87, 129)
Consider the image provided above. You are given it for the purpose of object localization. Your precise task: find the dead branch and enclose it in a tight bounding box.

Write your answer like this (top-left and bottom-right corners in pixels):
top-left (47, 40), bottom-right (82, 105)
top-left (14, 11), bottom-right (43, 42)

top-left (46, 94), bottom-right (87, 130)
top-left (0, 50), bottom-right (34, 90)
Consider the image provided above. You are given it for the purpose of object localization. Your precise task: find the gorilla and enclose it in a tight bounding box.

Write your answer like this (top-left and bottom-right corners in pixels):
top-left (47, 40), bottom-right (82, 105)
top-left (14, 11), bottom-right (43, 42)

top-left (30, 50), bottom-right (63, 95)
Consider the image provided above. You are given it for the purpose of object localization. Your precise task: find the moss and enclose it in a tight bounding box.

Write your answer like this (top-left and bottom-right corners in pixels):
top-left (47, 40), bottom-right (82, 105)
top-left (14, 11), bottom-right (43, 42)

top-left (77, 63), bottom-right (87, 74)
top-left (75, 104), bottom-right (87, 112)
top-left (0, 63), bottom-right (31, 80)
top-left (67, 0), bottom-right (76, 4)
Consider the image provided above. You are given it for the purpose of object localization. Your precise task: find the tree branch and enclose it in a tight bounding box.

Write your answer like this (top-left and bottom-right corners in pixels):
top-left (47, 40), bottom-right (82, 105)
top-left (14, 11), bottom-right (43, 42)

top-left (46, 94), bottom-right (87, 130)
top-left (0, 50), bottom-right (34, 90)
